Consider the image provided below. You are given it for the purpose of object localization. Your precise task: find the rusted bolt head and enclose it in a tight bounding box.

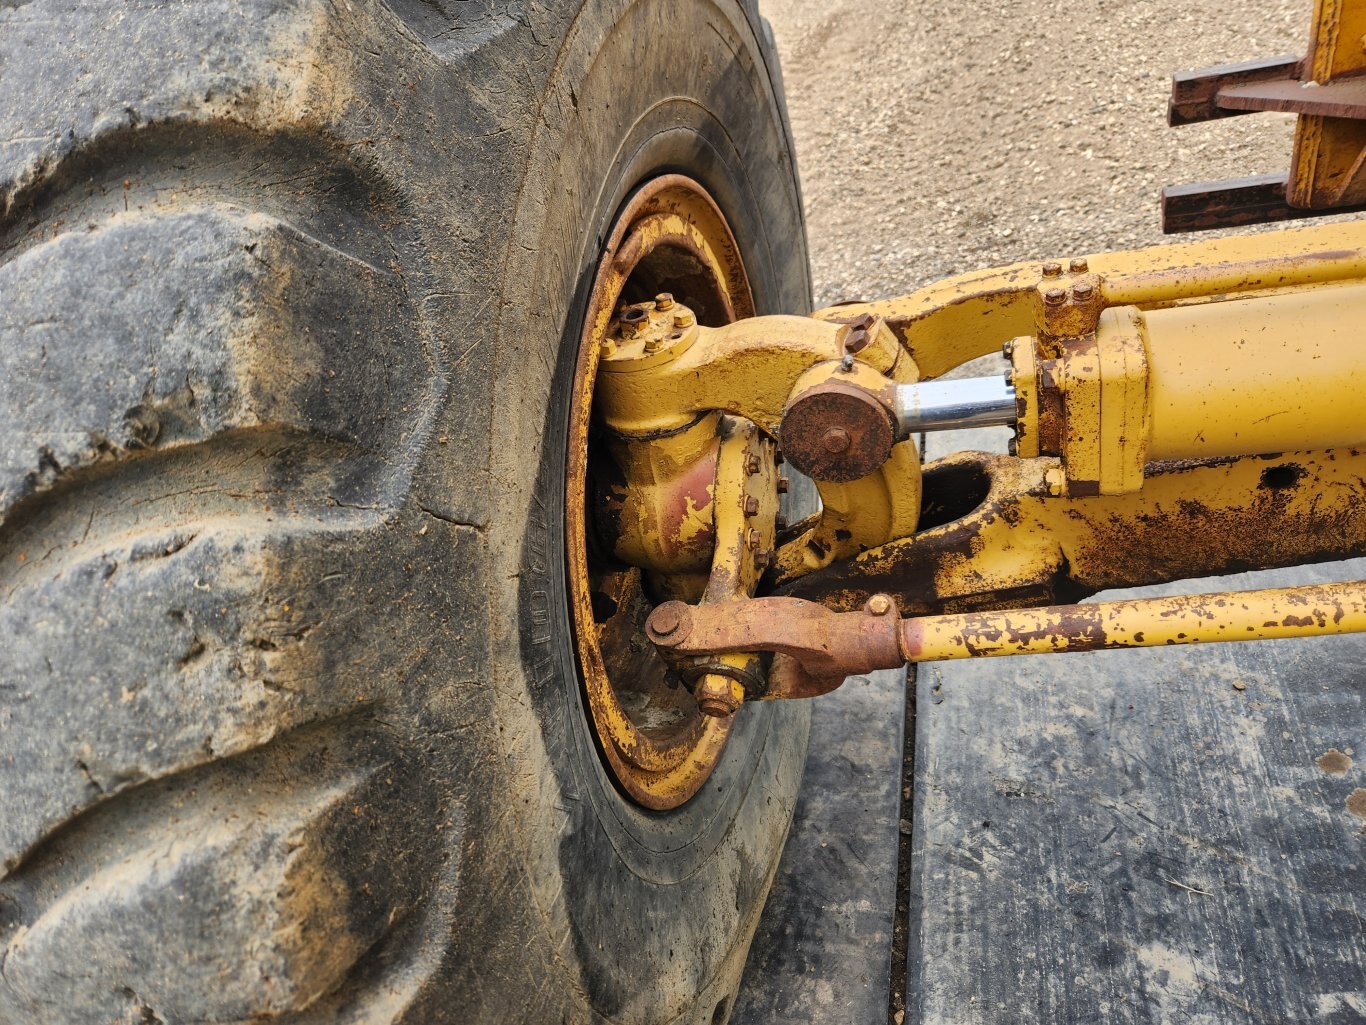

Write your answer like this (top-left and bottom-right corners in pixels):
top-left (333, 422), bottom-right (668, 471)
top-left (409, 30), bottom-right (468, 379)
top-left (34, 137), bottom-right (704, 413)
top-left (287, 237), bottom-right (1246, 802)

top-left (777, 476), bottom-right (790, 494)
top-left (866, 593), bottom-right (894, 617)
top-left (654, 292), bottom-right (675, 310)
top-left (822, 427), bottom-right (852, 454)
top-left (756, 547), bottom-right (774, 568)
top-left (844, 327), bottom-right (870, 354)
top-left (619, 306), bottom-right (647, 338)
top-left (744, 453), bottom-right (761, 475)
top-left (1042, 261), bottom-right (1063, 278)
top-left (743, 496), bottom-right (759, 516)
top-left (746, 527), bottom-right (760, 550)
top-left (775, 512), bottom-right (788, 530)
top-left (1070, 281), bottom-right (1094, 301)
top-left (1069, 257), bottom-right (1089, 273)
top-left (695, 675), bottom-right (743, 718)
top-left (1043, 287), bottom-right (1067, 307)
top-left (647, 602), bottom-right (689, 639)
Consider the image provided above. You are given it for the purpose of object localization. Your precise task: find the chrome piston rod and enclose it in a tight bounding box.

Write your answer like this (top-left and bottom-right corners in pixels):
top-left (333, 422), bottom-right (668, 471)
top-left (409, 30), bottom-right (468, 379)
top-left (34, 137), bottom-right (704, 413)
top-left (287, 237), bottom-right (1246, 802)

top-left (894, 376), bottom-right (1017, 433)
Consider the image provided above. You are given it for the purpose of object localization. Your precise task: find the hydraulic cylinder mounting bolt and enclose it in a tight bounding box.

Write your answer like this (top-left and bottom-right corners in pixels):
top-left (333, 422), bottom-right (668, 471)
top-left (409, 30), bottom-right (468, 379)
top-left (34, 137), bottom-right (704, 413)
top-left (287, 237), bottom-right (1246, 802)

top-left (822, 427), bottom-right (852, 454)
top-left (1043, 287), bottom-right (1067, 307)
top-left (844, 326), bottom-right (871, 354)
top-left (865, 593), bottom-right (894, 617)
top-left (1069, 257), bottom-right (1089, 273)
top-left (1042, 261), bottom-right (1063, 277)
top-left (1071, 281), bottom-right (1094, 301)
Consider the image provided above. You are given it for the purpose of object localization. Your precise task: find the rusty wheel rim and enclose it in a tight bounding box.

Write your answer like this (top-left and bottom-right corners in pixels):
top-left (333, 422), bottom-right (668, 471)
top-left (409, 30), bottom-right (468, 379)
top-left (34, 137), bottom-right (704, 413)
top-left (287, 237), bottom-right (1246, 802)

top-left (567, 175), bottom-right (755, 810)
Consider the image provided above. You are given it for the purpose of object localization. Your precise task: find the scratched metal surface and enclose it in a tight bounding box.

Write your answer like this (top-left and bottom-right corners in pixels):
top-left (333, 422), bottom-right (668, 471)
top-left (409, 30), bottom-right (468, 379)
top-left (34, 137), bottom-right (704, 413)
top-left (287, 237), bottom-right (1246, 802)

top-left (732, 668), bottom-right (908, 1024)
top-left (909, 424), bottom-right (1366, 1024)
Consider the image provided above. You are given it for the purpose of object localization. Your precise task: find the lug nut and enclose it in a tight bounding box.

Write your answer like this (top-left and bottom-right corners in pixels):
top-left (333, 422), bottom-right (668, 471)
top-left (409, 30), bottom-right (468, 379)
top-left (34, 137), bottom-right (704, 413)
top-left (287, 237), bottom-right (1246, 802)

top-left (1069, 257), bottom-right (1089, 273)
top-left (821, 427), bottom-right (852, 454)
top-left (777, 477), bottom-right (790, 494)
top-left (866, 593), bottom-right (894, 617)
top-left (654, 292), bottom-right (675, 310)
top-left (1043, 287), bottom-right (1067, 306)
top-left (743, 496), bottom-right (759, 516)
top-left (1042, 261), bottom-right (1063, 278)
top-left (1070, 281), bottom-right (1094, 301)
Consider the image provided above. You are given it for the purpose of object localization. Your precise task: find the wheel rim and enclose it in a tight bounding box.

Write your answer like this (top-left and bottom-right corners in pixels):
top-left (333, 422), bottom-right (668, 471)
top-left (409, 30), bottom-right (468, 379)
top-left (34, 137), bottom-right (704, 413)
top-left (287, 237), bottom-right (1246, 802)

top-left (566, 175), bottom-right (755, 810)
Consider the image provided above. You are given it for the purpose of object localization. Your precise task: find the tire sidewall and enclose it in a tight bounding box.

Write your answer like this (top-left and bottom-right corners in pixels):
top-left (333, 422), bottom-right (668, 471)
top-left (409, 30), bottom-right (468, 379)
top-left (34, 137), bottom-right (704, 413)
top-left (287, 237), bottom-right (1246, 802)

top-left (488, 2), bottom-right (811, 1020)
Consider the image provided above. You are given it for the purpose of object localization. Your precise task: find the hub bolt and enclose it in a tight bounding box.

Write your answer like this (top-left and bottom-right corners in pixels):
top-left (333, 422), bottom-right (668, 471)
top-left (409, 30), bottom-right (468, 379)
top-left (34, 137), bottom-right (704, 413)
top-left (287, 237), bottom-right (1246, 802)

top-left (654, 292), bottom-right (675, 310)
top-left (673, 309), bottom-right (696, 329)
top-left (822, 427), bottom-right (852, 454)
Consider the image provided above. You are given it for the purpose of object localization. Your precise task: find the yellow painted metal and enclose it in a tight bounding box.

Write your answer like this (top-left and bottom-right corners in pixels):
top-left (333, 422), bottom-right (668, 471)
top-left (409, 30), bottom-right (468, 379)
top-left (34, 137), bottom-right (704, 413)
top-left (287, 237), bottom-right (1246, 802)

top-left (567, 174), bottom-right (756, 810)
top-left (901, 581), bottom-right (1366, 661)
top-left (780, 448), bottom-right (1366, 616)
top-left (597, 314), bottom-right (878, 437)
top-left (818, 221), bottom-right (1366, 379)
top-left (1142, 280), bottom-right (1366, 459)
top-left (1018, 279), bottom-right (1366, 494)
top-left (1289, 0), bottom-right (1366, 208)
top-left (598, 311), bottom-right (923, 561)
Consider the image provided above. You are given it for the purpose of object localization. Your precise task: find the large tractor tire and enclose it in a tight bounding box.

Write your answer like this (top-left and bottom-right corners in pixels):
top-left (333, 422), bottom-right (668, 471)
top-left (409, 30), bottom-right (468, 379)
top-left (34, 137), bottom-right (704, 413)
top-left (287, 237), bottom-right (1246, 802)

top-left (0, 2), bottom-right (811, 1023)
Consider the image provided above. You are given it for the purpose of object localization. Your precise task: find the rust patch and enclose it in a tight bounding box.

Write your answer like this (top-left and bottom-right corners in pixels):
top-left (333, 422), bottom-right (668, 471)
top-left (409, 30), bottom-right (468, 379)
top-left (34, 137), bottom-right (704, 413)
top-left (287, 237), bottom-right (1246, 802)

top-left (1316, 748), bottom-right (1353, 776)
top-left (1347, 788), bottom-right (1366, 827)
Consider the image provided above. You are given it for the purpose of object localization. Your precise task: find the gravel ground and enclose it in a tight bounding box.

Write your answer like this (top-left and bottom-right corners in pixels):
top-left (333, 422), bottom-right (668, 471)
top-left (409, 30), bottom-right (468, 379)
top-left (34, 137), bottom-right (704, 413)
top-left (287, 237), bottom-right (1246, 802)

top-left (761, 0), bottom-right (1318, 308)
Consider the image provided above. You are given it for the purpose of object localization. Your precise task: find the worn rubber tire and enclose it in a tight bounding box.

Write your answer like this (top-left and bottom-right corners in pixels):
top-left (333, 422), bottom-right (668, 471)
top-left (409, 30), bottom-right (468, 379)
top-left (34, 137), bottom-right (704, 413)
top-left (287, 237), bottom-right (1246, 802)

top-left (0, 2), bottom-right (810, 1023)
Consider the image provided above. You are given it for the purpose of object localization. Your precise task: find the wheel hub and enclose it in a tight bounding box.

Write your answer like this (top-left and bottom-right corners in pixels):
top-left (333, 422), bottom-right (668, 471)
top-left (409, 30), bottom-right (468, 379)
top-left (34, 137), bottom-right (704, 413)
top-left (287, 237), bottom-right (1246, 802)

top-left (566, 175), bottom-right (772, 810)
